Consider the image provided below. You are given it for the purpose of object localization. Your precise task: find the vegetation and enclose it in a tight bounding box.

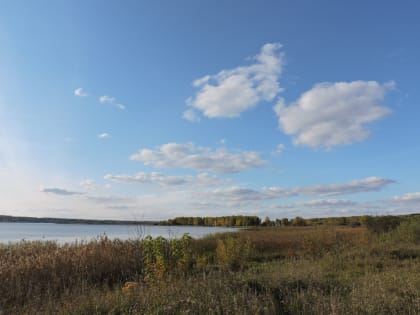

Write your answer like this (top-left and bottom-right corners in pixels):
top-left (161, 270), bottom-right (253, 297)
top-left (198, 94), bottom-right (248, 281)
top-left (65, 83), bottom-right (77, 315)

top-left (160, 215), bottom-right (261, 226)
top-left (0, 214), bottom-right (419, 314)
top-left (161, 213), bottom-right (420, 228)
top-left (0, 214), bottom-right (157, 225)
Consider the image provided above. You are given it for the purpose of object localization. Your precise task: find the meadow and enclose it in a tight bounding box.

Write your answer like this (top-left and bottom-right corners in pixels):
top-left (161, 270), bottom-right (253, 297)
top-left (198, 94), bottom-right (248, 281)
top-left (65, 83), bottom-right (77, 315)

top-left (0, 215), bottom-right (419, 314)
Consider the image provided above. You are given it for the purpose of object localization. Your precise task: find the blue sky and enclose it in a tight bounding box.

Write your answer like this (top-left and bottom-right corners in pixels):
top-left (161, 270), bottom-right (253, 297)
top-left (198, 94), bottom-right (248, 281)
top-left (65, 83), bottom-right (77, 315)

top-left (1, 1), bottom-right (420, 220)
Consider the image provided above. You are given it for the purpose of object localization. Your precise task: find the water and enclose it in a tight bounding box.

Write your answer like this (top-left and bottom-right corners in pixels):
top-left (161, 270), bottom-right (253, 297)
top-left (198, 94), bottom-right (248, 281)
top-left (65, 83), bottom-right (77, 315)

top-left (0, 222), bottom-right (237, 244)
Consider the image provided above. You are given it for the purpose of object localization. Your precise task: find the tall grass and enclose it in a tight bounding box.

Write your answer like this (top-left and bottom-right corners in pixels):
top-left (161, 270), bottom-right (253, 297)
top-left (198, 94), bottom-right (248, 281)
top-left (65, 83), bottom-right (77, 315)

top-left (0, 218), bottom-right (419, 314)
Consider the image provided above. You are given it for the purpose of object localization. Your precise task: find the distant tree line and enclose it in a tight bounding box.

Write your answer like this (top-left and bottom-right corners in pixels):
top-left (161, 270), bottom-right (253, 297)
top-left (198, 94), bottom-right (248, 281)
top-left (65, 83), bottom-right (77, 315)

top-left (160, 215), bottom-right (359, 227)
top-left (0, 215), bottom-right (157, 225)
top-left (160, 216), bottom-right (261, 227)
top-left (160, 213), bottom-right (420, 229)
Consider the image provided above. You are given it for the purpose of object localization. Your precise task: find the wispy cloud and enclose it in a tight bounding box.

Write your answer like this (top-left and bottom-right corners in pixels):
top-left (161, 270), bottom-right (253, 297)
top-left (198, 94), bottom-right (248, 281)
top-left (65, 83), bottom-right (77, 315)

top-left (74, 87), bottom-right (88, 97)
top-left (182, 109), bottom-right (200, 122)
top-left (86, 195), bottom-right (135, 204)
top-left (97, 133), bottom-right (110, 139)
top-left (99, 95), bottom-right (115, 104)
top-left (130, 143), bottom-right (266, 173)
top-left (295, 199), bottom-right (357, 207)
top-left (80, 179), bottom-right (97, 191)
top-left (210, 186), bottom-right (271, 202)
top-left (186, 43), bottom-right (284, 118)
top-left (41, 187), bottom-right (83, 196)
top-left (209, 177), bottom-right (395, 204)
top-left (104, 172), bottom-right (226, 187)
top-left (274, 81), bottom-right (395, 148)
top-left (293, 176), bottom-right (396, 196)
top-left (390, 192), bottom-right (420, 203)
top-left (99, 95), bottom-right (126, 110)
top-left (272, 143), bottom-right (285, 156)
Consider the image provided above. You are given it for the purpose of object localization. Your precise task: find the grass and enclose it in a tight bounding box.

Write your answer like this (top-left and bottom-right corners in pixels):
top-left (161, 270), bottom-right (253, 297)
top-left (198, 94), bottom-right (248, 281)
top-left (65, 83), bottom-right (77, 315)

top-left (0, 217), bottom-right (419, 314)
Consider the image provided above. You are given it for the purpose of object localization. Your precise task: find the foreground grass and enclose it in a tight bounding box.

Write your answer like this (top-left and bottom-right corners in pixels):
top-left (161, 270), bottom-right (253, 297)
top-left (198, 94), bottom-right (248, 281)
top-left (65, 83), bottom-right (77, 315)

top-left (1, 221), bottom-right (419, 314)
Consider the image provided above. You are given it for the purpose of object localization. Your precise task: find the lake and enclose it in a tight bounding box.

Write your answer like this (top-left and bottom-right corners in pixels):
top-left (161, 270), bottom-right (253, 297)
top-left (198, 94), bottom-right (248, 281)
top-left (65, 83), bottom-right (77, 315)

top-left (0, 222), bottom-right (237, 244)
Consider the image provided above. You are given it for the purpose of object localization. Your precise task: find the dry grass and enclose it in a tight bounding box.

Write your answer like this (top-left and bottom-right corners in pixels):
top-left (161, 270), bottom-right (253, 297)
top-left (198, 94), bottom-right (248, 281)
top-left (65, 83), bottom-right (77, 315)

top-left (0, 222), bottom-right (419, 314)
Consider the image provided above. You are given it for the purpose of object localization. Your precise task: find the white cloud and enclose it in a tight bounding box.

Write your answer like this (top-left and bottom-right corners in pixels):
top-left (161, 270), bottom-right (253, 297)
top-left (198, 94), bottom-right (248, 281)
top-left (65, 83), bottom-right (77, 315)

top-left (116, 104), bottom-right (125, 110)
top-left (105, 173), bottom-right (149, 184)
top-left (272, 143), bottom-right (285, 156)
top-left (104, 172), bottom-right (225, 187)
top-left (275, 81), bottom-right (395, 148)
top-left (211, 186), bottom-right (269, 202)
top-left (99, 95), bottom-right (115, 104)
top-left (187, 43), bottom-right (284, 118)
top-left (263, 186), bottom-right (298, 198)
top-left (295, 177), bottom-right (395, 196)
top-left (41, 187), bottom-right (83, 196)
top-left (80, 179), bottom-right (97, 191)
top-left (130, 143), bottom-right (266, 173)
top-left (86, 195), bottom-right (135, 205)
top-left (97, 133), bottom-right (110, 139)
top-left (382, 192), bottom-right (420, 214)
top-left (391, 192), bottom-right (420, 203)
top-left (220, 176), bottom-right (395, 202)
top-left (296, 199), bottom-right (357, 207)
top-left (74, 88), bottom-right (88, 97)
top-left (182, 109), bottom-right (200, 122)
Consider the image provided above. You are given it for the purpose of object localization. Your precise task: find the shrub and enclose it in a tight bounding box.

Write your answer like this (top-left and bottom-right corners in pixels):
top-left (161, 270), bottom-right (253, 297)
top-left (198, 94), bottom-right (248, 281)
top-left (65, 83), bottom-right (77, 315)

top-left (216, 236), bottom-right (253, 271)
top-left (364, 215), bottom-right (401, 234)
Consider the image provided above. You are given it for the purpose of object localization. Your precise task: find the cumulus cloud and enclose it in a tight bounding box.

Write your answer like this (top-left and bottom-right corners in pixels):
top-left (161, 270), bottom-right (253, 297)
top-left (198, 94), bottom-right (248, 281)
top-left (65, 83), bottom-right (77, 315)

top-left (130, 143), bottom-right (266, 173)
top-left (116, 104), bottom-right (125, 110)
top-left (187, 43), bottom-right (284, 118)
top-left (97, 133), bottom-right (110, 139)
top-left (275, 81), bottom-right (395, 148)
top-left (41, 187), bottom-right (83, 196)
top-left (99, 95), bottom-right (115, 104)
top-left (104, 172), bottom-right (225, 187)
top-left (74, 87), bottom-right (88, 97)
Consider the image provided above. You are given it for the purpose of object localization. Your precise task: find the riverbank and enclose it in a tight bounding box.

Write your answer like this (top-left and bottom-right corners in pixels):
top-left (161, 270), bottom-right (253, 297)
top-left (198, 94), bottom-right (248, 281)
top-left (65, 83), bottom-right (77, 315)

top-left (1, 215), bottom-right (419, 314)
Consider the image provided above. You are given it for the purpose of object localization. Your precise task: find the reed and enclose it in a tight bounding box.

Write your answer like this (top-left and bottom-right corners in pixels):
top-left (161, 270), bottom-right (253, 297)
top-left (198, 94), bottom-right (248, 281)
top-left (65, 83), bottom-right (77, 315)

top-left (0, 216), bottom-right (419, 314)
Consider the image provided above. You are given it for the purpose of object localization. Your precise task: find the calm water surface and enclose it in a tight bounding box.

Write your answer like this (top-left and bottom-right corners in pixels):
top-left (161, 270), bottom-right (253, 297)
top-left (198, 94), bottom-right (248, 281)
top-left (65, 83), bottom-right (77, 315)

top-left (0, 223), bottom-right (237, 244)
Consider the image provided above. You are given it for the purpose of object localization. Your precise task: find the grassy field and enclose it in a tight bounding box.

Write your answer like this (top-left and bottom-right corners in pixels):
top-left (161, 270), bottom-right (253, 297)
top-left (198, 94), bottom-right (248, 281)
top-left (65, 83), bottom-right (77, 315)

top-left (0, 216), bottom-right (419, 314)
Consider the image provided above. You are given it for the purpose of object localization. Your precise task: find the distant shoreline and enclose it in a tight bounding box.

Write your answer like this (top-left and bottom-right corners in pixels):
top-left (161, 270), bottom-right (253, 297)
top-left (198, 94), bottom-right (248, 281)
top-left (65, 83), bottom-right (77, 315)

top-left (0, 214), bottom-right (158, 225)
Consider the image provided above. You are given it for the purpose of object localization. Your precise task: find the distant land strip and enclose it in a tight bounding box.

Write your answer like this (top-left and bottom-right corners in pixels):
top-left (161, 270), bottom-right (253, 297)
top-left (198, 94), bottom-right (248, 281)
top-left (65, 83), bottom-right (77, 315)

top-left (0, 215), bottom-right (158, 225)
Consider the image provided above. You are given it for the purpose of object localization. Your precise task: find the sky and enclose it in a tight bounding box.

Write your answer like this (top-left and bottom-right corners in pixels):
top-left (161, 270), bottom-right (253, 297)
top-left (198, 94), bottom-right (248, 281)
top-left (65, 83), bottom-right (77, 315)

top-left (1, 0), bottom-right (420, 220)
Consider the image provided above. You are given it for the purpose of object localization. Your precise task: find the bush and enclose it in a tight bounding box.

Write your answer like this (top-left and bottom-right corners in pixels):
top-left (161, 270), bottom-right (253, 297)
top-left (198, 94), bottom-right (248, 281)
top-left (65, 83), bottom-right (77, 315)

top-left (364, 215), bottom-right (401, 234)
top-left (216, 236), bottom-right (253, 271)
